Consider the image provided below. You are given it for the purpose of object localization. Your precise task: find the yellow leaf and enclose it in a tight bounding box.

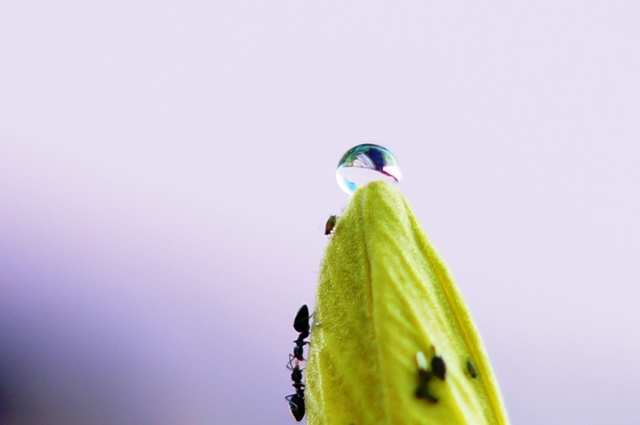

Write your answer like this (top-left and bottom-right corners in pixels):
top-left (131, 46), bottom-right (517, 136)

top-left (306, 181), bottom-right (508, 424)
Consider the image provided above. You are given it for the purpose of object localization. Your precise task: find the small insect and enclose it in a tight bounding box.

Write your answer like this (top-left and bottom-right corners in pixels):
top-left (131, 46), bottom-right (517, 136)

top-left (466, 358), bottom-right (478, 379)
top-left (415, 351), bottom-right (438, 403)
top-left (286, 358), bottom-right (306, 422)
top-left (324, 214), bottom-right (338, 235)
top-left (431, 355), bottom-right (446, 381)
top-left (415, 350), bottom-right (447, 402)
top-left (292, 304), bottom-right (311, 361)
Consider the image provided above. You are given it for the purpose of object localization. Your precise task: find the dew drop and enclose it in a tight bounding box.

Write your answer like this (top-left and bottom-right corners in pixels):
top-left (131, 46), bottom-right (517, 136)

top-left (336, 143), bottom-right (402, 195)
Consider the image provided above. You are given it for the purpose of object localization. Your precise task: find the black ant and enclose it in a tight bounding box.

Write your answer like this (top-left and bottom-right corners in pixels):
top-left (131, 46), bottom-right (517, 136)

top-left (285, 358), bottom-right (306, 422)
top-left (415, 350), bottom-right (447, 403)
top-left (292, 304), bottom-right (311, 361)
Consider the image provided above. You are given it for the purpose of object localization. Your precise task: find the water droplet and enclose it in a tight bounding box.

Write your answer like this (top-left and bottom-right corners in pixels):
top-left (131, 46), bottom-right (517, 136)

top-left (336, 143), bottom-right (402, 195)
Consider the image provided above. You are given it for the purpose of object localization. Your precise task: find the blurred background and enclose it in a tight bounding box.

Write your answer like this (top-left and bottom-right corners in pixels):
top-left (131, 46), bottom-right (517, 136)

top-left (1, 1), bottom-right (639, 424)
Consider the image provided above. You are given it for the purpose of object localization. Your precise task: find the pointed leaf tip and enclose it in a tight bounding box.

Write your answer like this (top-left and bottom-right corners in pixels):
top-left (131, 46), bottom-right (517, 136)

top-left (306, 181), bottom-right (508, 424)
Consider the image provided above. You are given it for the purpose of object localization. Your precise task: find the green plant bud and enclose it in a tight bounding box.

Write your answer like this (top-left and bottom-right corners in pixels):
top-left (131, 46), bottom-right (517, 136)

top-left (306, 181), bottom-right (508, 425)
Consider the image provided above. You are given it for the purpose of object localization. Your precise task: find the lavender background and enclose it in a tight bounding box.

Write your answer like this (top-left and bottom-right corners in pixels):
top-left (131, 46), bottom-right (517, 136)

top-left (1, 2), bottom-right (639, 424)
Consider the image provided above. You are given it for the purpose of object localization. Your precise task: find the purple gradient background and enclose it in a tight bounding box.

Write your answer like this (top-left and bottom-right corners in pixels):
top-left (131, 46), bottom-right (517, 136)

top-left (1, 2), bottom-right (639, 424)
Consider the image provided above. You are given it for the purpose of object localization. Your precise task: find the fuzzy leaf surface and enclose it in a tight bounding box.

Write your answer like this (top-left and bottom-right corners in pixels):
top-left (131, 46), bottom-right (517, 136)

top-left (306, 181), bottom-right (508, 425)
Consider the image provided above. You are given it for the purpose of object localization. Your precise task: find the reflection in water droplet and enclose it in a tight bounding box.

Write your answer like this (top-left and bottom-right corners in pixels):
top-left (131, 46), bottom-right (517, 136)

top-left (336, 143), bottom-right (402, 195)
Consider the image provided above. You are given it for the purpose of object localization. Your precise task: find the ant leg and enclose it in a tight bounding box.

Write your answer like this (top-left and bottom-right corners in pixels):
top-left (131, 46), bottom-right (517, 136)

top-left (287, 357), bottom-right (304, 373)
